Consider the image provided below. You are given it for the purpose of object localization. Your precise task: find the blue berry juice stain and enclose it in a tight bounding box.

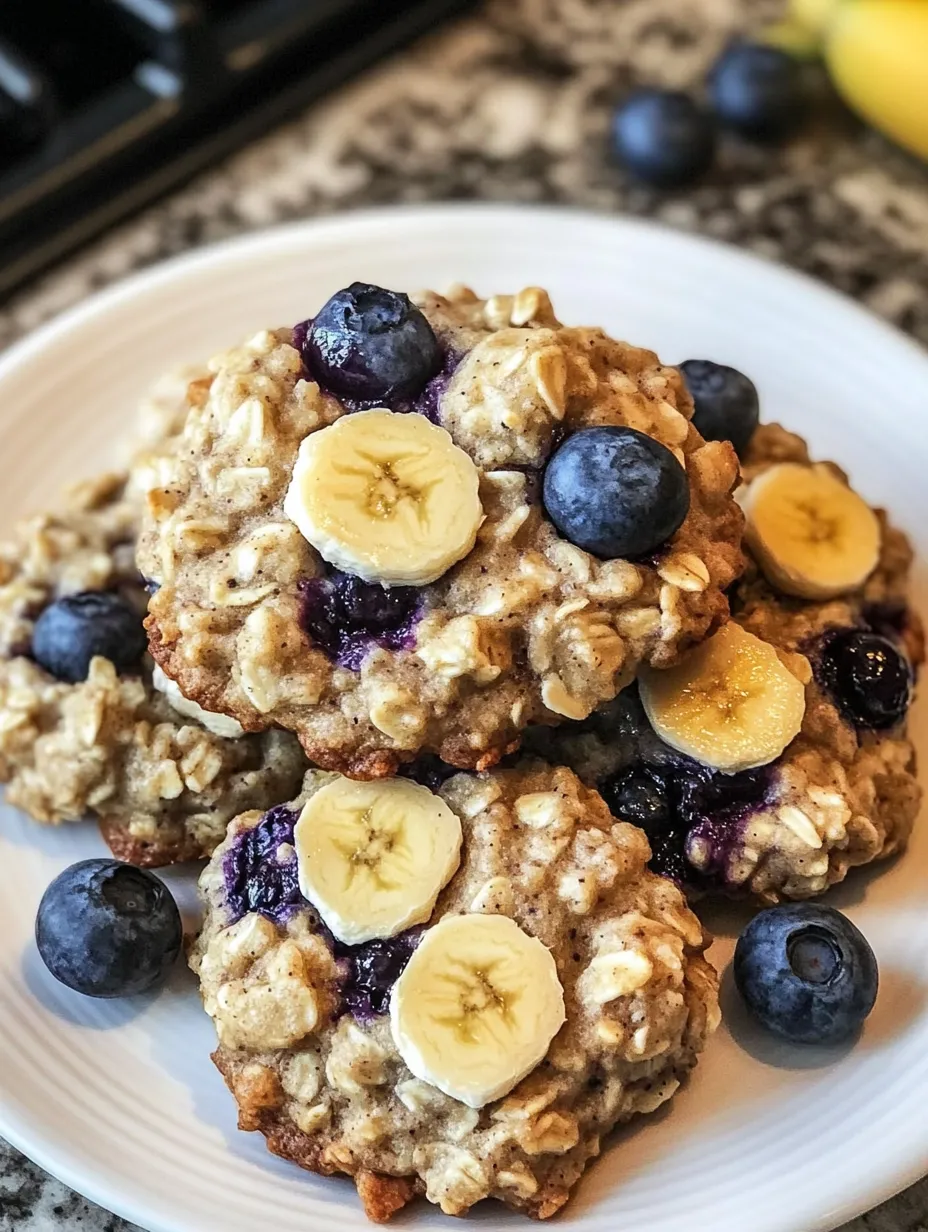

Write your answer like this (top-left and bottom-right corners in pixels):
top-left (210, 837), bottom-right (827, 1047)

top-left (223, 805), bottom-right (304, 925)
top-left (299, 570), bottom-right (422, 669)
top-left (332, 931), bottom-right (419, 1022)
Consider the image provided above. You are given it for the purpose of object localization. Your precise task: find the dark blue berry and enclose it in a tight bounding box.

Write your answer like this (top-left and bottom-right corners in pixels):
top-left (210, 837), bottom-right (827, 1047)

top-left (401, 755), bottom-right (458, 794)
top-left (679, 359), bottom-right (760, 457)
top-left (600, 768), bottom-right (672, 836)
top-left (299, 570), bottom-right (421, 670)
top-left (600, 758), bottom-right (772, 887)
top-left (32, 591), bottom-right (146, 684)
top-left (734, 904), bottom-right (878, 1044)
top-left (709, 43), bottom-right (806, 142)
top-left (817, 631), bottom-right (912, 730)
top-left (300, 283), bottom-right (441, 402)
top-left (333, 932), bottom-right (418, 1021)
top-left (223, 805), bottom-right (304, 926)
top-left (612, 89), bottom-right (716, 188)
top-left (543, 426), bottom-right (689, 559)
top-left (35, 860), bottom-right (182, 998)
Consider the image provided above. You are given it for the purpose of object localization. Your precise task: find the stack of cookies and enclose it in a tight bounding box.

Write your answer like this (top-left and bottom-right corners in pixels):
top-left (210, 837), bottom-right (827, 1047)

top-left (3, 283), bottom-right (920, 1220)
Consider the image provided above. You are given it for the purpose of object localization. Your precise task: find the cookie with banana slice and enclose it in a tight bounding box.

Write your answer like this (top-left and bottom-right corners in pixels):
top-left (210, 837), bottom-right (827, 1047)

top-left (0, 376), bottom-right (307, 866)
top-left (138, 282), bottom-right (744, 778)
top-left (190, 763), bottom-right (719, 1221)
top-left (526, 423), bottom-right (922, 903)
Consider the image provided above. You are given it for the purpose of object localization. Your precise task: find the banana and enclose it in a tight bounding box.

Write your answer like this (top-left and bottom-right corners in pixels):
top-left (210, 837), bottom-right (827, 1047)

top-left (151, 664), bottom-right (245, 738)
top-left (638, 622), bottom-right (807, 773)
top-left (390, 913), bottom-right (566, 1109)
top-left (740, 462), bottom-right (880, 600)
top-left (294, 776), bottom-right (462, 946)
top-left (284, 409), bottom-right (483, 586)
top-left (789, 0), bottom-right (839, 37)
top-left (825, 0), bottom-right (928, 162)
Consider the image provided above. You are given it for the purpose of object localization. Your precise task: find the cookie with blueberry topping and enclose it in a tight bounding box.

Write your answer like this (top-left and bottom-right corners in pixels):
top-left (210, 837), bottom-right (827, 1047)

top-left (190, 763), bottom-right (718, 1220)
top-left (138, 283), bottom-right (744, 777)
top-left (527, 424), bottom-right (921, 901)
top-left (0, 378), bottom-right (306, 865)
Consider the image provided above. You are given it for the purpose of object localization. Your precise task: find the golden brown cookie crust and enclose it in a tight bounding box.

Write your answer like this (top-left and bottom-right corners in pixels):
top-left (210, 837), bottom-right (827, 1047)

top-left (191, 764), bottom-right (719, 1220)
top-left (139, 287), bottom-right (744, 778)
top-left (533, 423), bottom-right (922, 901)
top-left (0, 416), bottom-right (307, 863)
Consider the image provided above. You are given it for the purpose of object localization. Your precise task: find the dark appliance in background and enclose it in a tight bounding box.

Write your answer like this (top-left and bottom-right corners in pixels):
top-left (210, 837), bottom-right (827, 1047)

top-left (0, 0), bottom-right (473, 299)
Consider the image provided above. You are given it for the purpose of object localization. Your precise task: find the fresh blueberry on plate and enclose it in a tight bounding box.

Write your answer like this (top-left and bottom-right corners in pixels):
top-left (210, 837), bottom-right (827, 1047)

top-left (35, 859), bottom-right (183, 998)
top-left (709, 42), bottom-right (806, 141)
top-left (301, 282), bottom-right (441, 402)
top-left (734, 903), bottom-right (878, 1044)
top-left (543, 425), bottom-right (690, 558)
top-left (679, 359), bottom-right (760, 456)
top-left (32, 591), bottom-right (147, 684)
top-left (612, 89), bottom-right (716, 188)
top-left (818, 630), bottom-right (912, 730)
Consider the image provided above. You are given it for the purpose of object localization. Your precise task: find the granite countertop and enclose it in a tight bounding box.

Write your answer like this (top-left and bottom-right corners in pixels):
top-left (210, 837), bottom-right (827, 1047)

top-left (1, 0), bottom-right (927, 1228)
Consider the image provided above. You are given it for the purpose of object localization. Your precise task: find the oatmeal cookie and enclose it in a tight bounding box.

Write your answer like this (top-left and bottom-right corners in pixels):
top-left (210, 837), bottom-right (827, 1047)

top-left (0, 420), bottom-right (306, 866)
top-left (138, 284), bottom-right (743, 778)
top-left (527, 425), bottom-right (922, 902)
top-left (190, 763), bottom-right (719, 1220)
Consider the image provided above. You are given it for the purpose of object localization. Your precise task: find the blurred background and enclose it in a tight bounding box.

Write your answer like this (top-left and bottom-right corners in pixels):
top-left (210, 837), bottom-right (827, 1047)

top-left (0, 0), bottom-right (924, 348)
top-left (0, 0), bottom-right (926, 1227)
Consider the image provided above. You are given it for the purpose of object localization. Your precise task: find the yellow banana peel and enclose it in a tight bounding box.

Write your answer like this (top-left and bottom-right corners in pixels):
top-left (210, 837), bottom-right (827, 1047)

top-left (824, 0), bottom-right (928, 160)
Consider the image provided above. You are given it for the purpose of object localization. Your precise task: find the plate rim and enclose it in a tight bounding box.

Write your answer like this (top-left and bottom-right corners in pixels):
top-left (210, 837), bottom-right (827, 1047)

top-left (0, 200), bottom-right (926, 1232)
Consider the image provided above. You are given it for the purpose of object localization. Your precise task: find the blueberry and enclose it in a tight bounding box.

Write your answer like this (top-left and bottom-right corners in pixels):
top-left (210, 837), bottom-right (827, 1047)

top-left (543, 426), bottom-right (689, 559)
top-left (600, 768), bottom-right (672, 837)
top-left (600, 767), bottom-right (690, 882)
top-left (334, 932), bottom-right (418, 1021)
top-left (300, 283), bottom-right (441, 402)
top-left (817, 630), bottom-right (912, 730)
top-left (734, 903), bottom-right (878, 1044)
top-left (32, 591), bottom-right (146, 684)
top-left (679, 359), bottom-right (760, 457)
top-left (35, 859), bottom-right (182, 998)
top-left (709, 43), bottom-right (806, 142)
top-left (612, 89), bottom-right (716, 188)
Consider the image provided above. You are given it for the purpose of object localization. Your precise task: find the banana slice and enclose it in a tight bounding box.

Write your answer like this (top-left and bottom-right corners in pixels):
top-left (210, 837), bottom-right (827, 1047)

top-left (294, 777), bottom-right (462, 946)
top-left (740, 462), bottom-right (880, 600)
top-left (151, 665), bottom-right (245, 739)
top-left (284, 409), bottom-right (483, 586)
top-left (390, 913), bottom-right (565, 1109)
top-left (639, 622), bottom-right (806, 773)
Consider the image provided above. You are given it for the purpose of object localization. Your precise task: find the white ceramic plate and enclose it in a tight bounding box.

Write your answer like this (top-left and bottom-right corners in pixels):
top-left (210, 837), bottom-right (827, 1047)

top-left (1, 205), bottom-right (927, 1232)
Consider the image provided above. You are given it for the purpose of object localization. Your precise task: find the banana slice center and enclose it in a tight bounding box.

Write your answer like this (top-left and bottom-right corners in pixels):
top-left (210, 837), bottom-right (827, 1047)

top-left (437, 957), bottom-right (517, 1044)
top-left (295, 776), bottom-right (462, 946)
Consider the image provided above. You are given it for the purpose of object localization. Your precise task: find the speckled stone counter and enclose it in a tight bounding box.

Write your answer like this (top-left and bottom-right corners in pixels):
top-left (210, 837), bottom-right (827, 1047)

top-left (1, 0), bottom-right (927, 1228)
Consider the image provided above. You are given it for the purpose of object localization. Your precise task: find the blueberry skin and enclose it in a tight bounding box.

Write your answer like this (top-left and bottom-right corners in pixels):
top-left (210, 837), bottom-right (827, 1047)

top-left (709, 43), bottom-right (806, 142)
top-left (600, 768), bottom-right (672, 838)
top-left (35, 860), bottom-right (182, 998)
top-left (543, 426), bottom-right (690, 559)
top-left (679, 359), bottom-right (760, 457)
top-left (612, 90), bottom-right (716, 188)
top-left (818, 631), bottom-right (912, 730)
top-left (734, 904), bottom-right (878, 1044)
top-left (32, 591), bottom-right (146, 684)
top-left (302, 283), bottom-right (441, 402)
